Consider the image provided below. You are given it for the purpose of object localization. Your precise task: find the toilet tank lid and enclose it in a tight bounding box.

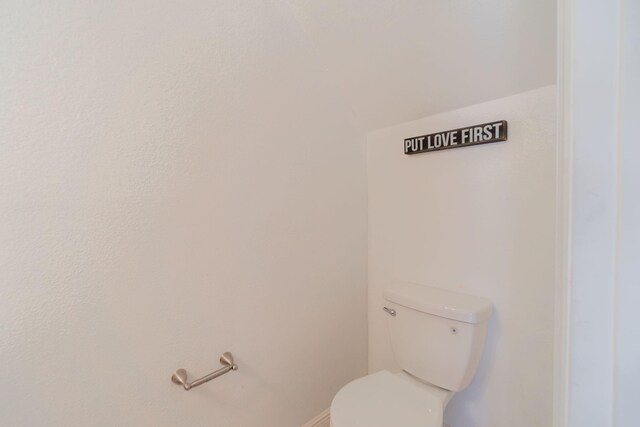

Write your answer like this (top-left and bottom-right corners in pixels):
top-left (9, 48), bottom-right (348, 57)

top-left (383, 282), bottom-right (493, 324)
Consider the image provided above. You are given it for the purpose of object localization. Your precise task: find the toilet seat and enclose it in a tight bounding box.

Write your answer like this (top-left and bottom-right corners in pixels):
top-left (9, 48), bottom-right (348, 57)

top-left (330, 370), bottom-right (444, 427)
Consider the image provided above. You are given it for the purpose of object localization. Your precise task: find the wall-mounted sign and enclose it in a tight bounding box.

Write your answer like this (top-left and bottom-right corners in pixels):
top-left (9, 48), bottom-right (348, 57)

top-left (404, 120), bottom-right (508, 155)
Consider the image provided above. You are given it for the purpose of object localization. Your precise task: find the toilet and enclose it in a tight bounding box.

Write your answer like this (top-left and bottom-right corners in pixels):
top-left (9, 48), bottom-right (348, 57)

top-left (330, 282), bottom-right (492, 427)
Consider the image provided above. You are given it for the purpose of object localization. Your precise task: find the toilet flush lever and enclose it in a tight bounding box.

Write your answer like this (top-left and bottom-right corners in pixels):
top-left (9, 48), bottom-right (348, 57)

top-left (383, 307), bottom-right (396, 317)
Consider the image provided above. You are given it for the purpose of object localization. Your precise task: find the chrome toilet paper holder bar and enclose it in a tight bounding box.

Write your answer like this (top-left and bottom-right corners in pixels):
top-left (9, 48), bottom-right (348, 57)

top-left (171, 352), bottom-right (238, 391)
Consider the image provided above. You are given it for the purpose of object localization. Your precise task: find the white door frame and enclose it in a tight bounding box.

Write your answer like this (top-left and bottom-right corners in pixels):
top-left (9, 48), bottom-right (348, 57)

top-left (554, 0), bottom-right (633, 426)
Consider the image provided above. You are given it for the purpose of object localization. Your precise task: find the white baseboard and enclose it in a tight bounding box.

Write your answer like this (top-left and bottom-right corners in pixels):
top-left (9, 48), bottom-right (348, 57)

top-left (301, 408), bottom-right (330, 427)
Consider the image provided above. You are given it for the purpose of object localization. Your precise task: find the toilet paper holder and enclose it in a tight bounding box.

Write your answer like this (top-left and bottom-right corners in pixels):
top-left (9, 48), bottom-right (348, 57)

top-left (171, 352), bottom-right (238, 391)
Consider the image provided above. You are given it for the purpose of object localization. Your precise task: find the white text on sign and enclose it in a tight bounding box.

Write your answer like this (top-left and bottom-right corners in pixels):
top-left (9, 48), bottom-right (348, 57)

top-left (404, 120), bottom-right (508, 155)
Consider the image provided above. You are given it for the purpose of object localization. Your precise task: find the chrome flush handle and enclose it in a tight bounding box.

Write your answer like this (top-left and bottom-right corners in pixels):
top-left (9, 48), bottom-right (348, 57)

top-left (383, 306), bottom-right (396, 317)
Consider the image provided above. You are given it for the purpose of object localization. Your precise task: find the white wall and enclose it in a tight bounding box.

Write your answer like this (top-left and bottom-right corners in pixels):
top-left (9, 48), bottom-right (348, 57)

top-left (615, 0), bottom-right (640, 423)
top-left (283, 0), bottom-right (556, 130)
top-left (368, 86), bottom-right (557, 427)
top-left (0, 2), bottom-right (367, 426)
top-left (559, 0), bottom-right (640, 425)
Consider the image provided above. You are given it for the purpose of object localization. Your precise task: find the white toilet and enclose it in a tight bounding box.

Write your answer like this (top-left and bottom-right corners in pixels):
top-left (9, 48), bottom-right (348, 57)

top-left (330, 282), bottom-right (492, 427)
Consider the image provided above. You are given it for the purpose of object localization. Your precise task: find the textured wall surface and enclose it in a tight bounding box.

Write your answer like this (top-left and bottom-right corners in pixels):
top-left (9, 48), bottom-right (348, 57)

top-left (285, 0), bottom-right (556, 130)
top-left (367, 86), bottom-right (557, 427)
top-left (0, 2), bottom-right (367, 426)
top-left (0, 1), bottom-right (559, 425)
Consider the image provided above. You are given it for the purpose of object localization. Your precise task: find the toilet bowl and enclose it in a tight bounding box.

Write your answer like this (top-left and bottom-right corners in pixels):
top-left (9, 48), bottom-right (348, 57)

top-left (329, 282), bottom-right (492, 427)
top-left (330, 370), bottom-right (451, 427)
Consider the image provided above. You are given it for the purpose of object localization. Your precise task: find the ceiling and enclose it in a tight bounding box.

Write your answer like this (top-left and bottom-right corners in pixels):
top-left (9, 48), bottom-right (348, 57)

top-left (280, 0), bottom-right (557, 131)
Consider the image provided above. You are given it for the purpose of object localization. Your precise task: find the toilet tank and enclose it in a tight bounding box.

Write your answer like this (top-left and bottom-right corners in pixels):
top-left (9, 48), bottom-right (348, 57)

top-left (383, 282), bottom-right (493, 392)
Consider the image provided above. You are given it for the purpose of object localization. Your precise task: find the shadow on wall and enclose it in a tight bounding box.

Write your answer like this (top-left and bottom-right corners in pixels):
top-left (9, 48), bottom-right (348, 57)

top-left (445, 313), bottom-right (500, 427)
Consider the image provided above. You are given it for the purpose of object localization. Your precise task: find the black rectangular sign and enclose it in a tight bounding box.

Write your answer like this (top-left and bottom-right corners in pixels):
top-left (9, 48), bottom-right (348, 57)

top-left (404, 120), bottom-right (508, 155)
